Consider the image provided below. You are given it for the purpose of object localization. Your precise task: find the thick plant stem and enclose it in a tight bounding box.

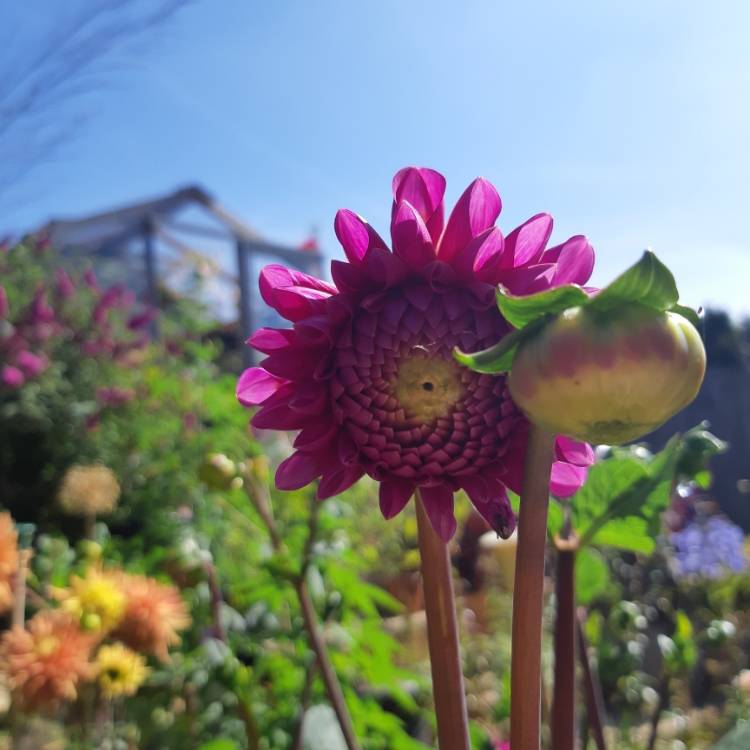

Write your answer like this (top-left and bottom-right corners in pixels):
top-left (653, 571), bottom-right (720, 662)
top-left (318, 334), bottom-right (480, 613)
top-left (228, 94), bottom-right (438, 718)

top-left (577, 610), bottom-right (608, 750)
top-left (415, 493), bottom-right (471, 750)
top-left (246, 480), bottom-right (361, 750)
top-left (511, 425), bottom-right (555, 750)
top-left (551, 535), bottom-right (577, 750)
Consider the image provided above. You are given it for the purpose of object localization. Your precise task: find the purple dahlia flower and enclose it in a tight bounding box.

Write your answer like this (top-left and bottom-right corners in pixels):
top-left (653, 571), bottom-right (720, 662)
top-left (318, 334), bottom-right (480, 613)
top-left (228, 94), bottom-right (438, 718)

top-left (237, 167), bottom-right (595, 541)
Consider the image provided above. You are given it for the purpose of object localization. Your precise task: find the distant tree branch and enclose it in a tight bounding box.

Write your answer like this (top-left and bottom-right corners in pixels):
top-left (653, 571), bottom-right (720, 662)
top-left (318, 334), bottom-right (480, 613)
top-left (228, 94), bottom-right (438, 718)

top-left (0, 0), bottom-right (192, 202)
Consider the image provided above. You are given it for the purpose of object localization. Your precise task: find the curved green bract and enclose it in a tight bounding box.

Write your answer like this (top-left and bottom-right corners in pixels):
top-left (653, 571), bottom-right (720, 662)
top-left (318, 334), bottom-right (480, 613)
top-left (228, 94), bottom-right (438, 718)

top-left (454, 250), bottom-right (701, 374)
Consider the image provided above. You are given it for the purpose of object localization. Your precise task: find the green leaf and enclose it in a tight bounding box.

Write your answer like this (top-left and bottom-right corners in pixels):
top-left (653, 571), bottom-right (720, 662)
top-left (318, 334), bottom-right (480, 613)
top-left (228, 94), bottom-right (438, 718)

top-left (547, 500), bottom-right (564, 537)
top-left (453, 325), bottom-right (528, 374)
top-left (591, 516), bottom-right (655, 555)
top-left (496, 283), bottom-right (588, 329)
top-left (711, 721), bottom-right (750, 749)
top-left (694, 469), bottom-right (713, 489)
top-left (576, 547), bottom-right (610, 605)
top-left (670, 302), bottom-right (702, 328)
top-left (572, 457), bottom-right (648, 533)
top-left (588, 250), bottom-right (679, 314)
top-left (198, 740), bottom-right (240, 750)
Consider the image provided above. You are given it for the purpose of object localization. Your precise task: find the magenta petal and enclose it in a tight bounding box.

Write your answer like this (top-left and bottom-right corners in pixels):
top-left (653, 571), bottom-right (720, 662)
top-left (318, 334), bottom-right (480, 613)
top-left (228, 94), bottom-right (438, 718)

top-left (550, 462), bottom-right (588, 498)
top-left (318, 464), bottom-right (365, 500)
top-left (363, 246), bottom-right (409, 287)
top-left (497, 264), bottom-right (556, 295)
top-left (419, 484), bottom-right (457, 541)
top-left (501, 213), bottom-right (553, 269)
top-left (259, 265), bottom-right (335, 306)
top-left (379, 479), bottom-right (415, 520)
top-left (452, 227), bottom-right (505, 282)
top-left (331, 259), bottom-right (368, 294)
top-left (391, 200), bottom-right (435, 270)
top-left (462, 476), bottom-right (516, 538)
top-left (423, 260), bottom-right (457, 292)
top-left (294, 420), bottom-right (337, 451)
top-left (547, 235), bottom-right (595, 286)
top-left (334, 209), bottom-right (387, 265)
top-left (554, 436), bottom-right (595, 467)
top-left (294, 315), bottom-right (335, 348)
top-left (392, 167), bottom-right (446, 244)
top-left (248, 328), bottom-right (296, 354)
top-left (289, 381), bottom-right (328, 414)
top-left (272, 286), bottom-right (331, 322)
top-left (236, 368), bottom-right (288, 406)
top-left (275, 451), bottom-right (327, 491)
top-left (262, 348), bottom-right (318, 379)
top-left (438, 178), bottom-right (502, 263)
top-left (252, 401), bottom-right (311, 430)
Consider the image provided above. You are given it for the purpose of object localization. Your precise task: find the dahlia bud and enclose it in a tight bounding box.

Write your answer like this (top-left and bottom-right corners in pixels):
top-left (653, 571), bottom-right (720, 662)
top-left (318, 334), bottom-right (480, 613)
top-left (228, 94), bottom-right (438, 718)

top-left (508, 306), bottom-right (706, 444)
top-left (198, 453), bottom-right (237, 490)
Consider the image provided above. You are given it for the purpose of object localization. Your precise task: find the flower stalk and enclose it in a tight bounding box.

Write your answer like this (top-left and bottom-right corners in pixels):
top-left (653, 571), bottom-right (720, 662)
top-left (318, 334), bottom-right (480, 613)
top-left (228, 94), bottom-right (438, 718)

top-left (577, 609), bottom-right (608, 750)
top-left (245, 478), bottom-right (361, 750)
top-left (511, 424), bottom-right (555, 750)
top-left (551, 532), bottom-right (578, 750)
top-left (12, 549), bottom-right (31, 628)
top-left (415, 492), bottom-right (471, 750)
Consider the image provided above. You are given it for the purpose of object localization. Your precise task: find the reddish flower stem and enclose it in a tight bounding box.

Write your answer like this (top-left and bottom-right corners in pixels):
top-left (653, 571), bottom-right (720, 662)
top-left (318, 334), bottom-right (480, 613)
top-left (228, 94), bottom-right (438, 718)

top-left (511, 424), bottom-right (555, 750)
top-left (415, 492), bottom-right (471, 750)
top-left (551, 535), bottom-right (578, 750)
top-left (577, 609), bottom-right (608, 750)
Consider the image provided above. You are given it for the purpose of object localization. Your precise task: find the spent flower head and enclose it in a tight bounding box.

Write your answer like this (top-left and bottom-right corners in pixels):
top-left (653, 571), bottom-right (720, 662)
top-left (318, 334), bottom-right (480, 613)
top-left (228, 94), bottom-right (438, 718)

top-left (57, 464), bottom-right (120, 517)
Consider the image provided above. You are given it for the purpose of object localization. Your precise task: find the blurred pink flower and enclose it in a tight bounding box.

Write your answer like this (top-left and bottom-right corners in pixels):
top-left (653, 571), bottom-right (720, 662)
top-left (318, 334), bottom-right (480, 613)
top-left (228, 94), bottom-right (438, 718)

top-left (83, 268), bottom-right (100, 291)
top-left (30, 289), bottom-right (56, 325)
top-left (16, 350), bottom-right (47, 377)
top-left (127, 308), bottom-right (157, 331)
top-left (0, 286), bottom-right (8, 318)
top-left (1, 366), bottom-right (24, 388)
top-left (55, 269), bottom-right (76, 299)
top-left (96, 386), bottom-right (135, 407)
top-left (237, 167), bottom-right (594, 540)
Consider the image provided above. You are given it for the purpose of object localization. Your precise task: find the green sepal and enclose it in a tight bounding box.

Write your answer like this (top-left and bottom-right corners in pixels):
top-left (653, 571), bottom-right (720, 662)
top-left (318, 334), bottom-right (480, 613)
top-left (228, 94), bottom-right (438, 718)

top-left (455, 249), bottom-right (701, 376)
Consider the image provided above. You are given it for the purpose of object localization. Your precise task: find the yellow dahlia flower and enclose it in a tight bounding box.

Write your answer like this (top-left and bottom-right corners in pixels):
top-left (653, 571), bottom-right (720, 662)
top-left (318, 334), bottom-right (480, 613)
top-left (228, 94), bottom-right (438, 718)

top-left (55, 568), bottom-right (126, 633)
top-left (95, 643), bottom-right (149, 698)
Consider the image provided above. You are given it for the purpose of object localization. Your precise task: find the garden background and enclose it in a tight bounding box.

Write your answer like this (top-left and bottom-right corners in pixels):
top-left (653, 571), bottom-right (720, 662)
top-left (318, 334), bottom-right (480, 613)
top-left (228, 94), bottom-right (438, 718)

top-left (1, 2), bottom-right (750, 748)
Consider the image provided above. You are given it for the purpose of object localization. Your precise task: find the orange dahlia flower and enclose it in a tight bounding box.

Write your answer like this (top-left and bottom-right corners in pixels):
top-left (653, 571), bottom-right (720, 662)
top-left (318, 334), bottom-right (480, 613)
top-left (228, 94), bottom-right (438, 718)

top-left (111, 574), bottom-right (190, 661)
top-left (0, 512), bottom-right (18, 614)
top-left (0, 611), bottom-right (95, 711)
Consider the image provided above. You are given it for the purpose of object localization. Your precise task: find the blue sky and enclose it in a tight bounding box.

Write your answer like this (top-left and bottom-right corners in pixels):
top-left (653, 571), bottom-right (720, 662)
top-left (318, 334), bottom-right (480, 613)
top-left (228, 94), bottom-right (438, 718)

top-left (4, 0), bottom-right (750, 316)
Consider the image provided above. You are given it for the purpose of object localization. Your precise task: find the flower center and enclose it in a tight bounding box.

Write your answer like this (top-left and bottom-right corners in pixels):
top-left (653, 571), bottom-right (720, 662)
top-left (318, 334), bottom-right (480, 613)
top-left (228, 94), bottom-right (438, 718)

top-left (330, 283), bottom-right (518, 483)
top-left (393, 354), bottom-right (462, 423)
top-left (36, 636), bottom-right (59, 657)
